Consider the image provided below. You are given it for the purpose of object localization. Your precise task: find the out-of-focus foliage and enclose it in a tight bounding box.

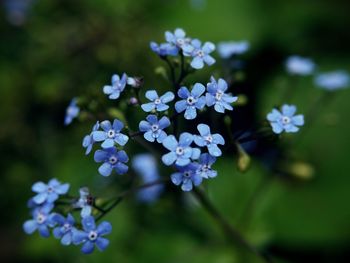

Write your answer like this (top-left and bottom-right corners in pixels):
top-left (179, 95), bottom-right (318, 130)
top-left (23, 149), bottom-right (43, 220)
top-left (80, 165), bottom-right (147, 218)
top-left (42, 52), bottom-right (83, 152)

top-left (1, 0), bottom-right (350, 262)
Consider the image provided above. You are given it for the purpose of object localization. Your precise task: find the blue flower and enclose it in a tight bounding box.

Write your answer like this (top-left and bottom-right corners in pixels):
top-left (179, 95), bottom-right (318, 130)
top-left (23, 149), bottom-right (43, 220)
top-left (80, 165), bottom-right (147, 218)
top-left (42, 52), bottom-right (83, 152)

top-left (165, 28), bottom-right (191, 49)
top-left (198, 153), bottom-right (217, 179)
top-left (32, 178), bottom-right (70, 205)
top-left (162, 133), bottom-right (201, 166)
top-left (72, 216), bottom-right (112, 254)
top-left (23, 203), bottom-right (55, 237)
top-left (52, 213), bottom-right (76, 246)
top-left (217, 41), bottom-right (249, 59)
top-left (64, 98), bottom-right (80, 126)
top-left (132, 154), bottom-right (164, 203)
top-left (94, 147), bottom-right (129, 176)
top-left (183, 39), bottom-right (216, 69)
top-left (267, 104), bottom-right (304, 134)
top-left (141, 90), bottom-right (175, 112)
top-left (206, 77), bottom-right (238, 113)
top-left (150, 42), bottom-right (178, 57)
top-left (73, 187), bottom-right (93, 218)
top-left (103, 73), bottom-right (127, 100)
top-left (139, 115), bottom-right (170, 143)
top-left (170, 163), bottom-right (203, 191)
top-left (285, 56), bottom-right (315, 76)
top-left (92, 119), bottom-right (129, 148)
top-left (314, 70), bottom-right (349, 91)
top-left (82, 121), bottom-right (99, 155)
top-left (175, 84), bottom-right (206, 120)
top-left (194, 124), bottom-right (225, 157)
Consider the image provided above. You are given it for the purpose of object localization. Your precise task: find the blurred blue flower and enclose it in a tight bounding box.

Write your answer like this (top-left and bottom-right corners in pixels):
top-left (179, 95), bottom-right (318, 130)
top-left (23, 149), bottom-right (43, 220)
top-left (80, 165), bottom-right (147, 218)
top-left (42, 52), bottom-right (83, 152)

top-left (94, 147), bottom-right (129, 176)
top-left (103, 73), bottom-right (127, 100)
top-left (171, 163), bottom-right (203, 191)
top-left (206, 77), bottom-right (238, 113)
top-left (32, 178), bottom-right (70, 205)
top-left (267, 104), bottom-right (304, 134)
top-left (72, 216), bottom-right (112, 254)
top-left (162, 133), bottom-right (200, 166)
top-left (175, 84), bottom-right (206, 119)
top-left (92, 119), bottom-right (129, 148)
top-left (23, 203), bottom-right (55, 237)
top-left (141, 90), bottom-right (175, 112)
top-left (132, 154), bottom-right (164, 203)
top-left (198, 153), bottom-right (217, 179)
top-left (194, 124), bottom-right (225, 157)
top-left (52, 213), bottom-right (76, 246)
top-left (150, 42), bottom-right (178, 56)
top-left (183, 39), bottom-right (216, 69)
top-left (285, 56), bottom-right (315, 76)
top-left (139, 115), bottom-right (170, 143)
top-left (82, 121), bottom-right (100, 155)
top-left (4, 0), bottom-right (34, 26)
top-left (314, 70), bottom-right (349, 91)
top-left (165, 28), bottom-right (191, 50)
top-left (217, 41), bottom-right (249, 59)
top-left (64, 98), bottom-right (80, 126)
top-left (73, 187), bottom-right (93, 218)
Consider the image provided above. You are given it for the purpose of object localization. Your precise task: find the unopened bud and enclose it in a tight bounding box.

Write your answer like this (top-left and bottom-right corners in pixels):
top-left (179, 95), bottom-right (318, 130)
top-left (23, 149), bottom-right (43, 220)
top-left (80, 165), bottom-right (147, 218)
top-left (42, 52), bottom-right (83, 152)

top-left (129, 97), bottom-right (138, 105)
top-left (127, 77), bottom-right (144, 88)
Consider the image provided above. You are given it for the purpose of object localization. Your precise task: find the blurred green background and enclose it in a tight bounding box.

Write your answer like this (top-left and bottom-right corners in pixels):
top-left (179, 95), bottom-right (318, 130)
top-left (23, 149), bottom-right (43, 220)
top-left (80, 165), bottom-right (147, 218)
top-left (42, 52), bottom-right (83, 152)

top-left (1, 0), bottom-right (350, 262)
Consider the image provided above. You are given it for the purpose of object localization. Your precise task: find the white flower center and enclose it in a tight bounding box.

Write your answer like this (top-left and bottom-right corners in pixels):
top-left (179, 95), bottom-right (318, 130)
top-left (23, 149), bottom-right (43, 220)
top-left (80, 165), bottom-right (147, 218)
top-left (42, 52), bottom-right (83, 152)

top-left (63, 223), bottom-right (71, 231)
top-left (215, 91), bottom-right (223, 101)
top-left (177, 38), bottom-right (184, 46)
top-left (36, 213), bottom-right (46, 224)
top-left (205, 135), bottom-right (213, 143)
top-left (183, 171), bottom-right (191, 178)
top-left (88, 231), bottom-right (98, 241)
top-left (202, 165), bottom-right (210, 172)
top-left (109, 155), bottom-right (118, 164)
top-left (176, 147), bottom-right (184, 155)
top-left (47, 187), bottom-right (53, 193)
top-left (154, 98), bottom-right (161, 105)
top-left (151, 124), bottom-right (159, 132)
top-left (107, 129), bottom-right (115, 138)
top-left (186, 96), bottom-right (196, 105)
top-left (197, 50), bottom-right (205, 57)
top-left (282, 116), bottom-right (291, 125)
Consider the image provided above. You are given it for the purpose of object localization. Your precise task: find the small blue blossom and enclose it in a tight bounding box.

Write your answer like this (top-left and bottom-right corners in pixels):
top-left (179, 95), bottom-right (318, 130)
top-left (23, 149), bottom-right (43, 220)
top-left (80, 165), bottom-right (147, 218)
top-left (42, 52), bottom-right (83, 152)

top-left (267, 104), bottom-right (304, 134)
top-left (198, 153), bottom-right (217, 179)
top-left (52, 213), bottom-right (76, 246)
top-left (171, 163), bottom-right (203, 191)
top-left (64, 98), bottom-right (80, 126)
top-left (32, 178), bottom-right (70, 205)
top-left (285, 56), bottom-right (315, 76)
top-left (4, 0), bottom-right (34, 26)
top-left (150, 42), bottom-right (178, 57)
top-left (94, 147), bottom-right (129, 176)
top-left (132, 154), bottom-right (164, 203)
top-left (23, 203), bottom-right (55, 237)
top-left (175, 84), bottom-right (206, 119)
top-left (162, 133), bottom-right (201, 166)
top-left (206, 77), bottom-right (238, 113)
top-left (165, 28), bottom-right (191, 50)
top-left (82, 121), bottom-right (99, 155)
top-left (103, 73), bottom-right (127, 100)
top-left (92, 119), bottom-right (129, 148)
top-left (139, 115), bottom-right (170, 143)
top-left (183, 39), bottom-right (216, 69)
top-left (141, 90), bottom-right (175, 112)
top-left (314, 70), bottom-right (349, 91)
top-left (72, 216), bottom-right (112, 254)
top-left (73, 187), bottom-right (93, 218)
top-left (194, 124), bottom-right (225, 157)
top-left (217, 41), bottom-right (249, 59)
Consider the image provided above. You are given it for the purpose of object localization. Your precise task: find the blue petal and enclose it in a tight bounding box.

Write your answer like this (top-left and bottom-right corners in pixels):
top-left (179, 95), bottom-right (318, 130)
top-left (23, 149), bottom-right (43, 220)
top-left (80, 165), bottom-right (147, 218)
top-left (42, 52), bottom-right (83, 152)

top-left (156, 131), bottom-right (167, 143)
top-left (38, 225), bottom-right (50, 238)
top-left (72, 230), bottom-right (88, 244)
top-left (94, 150), bottom-right (108, 162)
top-left (81, 241), bottom-right (95, 254)
top-left (212, 134), bottom-right (225, 145)
top-left (217, 78), bottom-right (228, 92)
top-left (23, 220), bottom-right (37, 234)
top-left (192, 83), bottom-right (205, 97)
top-left (55, 183), bottom-right (70, 194)
top-left (191, 57), bottom-right (204, 69)
top-left (114, 133), bottom-right (129, 146)
top-left (178, 87), bottom-right (190, 99)
top-left (33, 193), bottom-right (48, 204)
top-left (117, 150), bottom-right (129, 162)
top-left (115, 162), bottom-right (129, 175)
top-left (101, 138), bottom-right (115, 148)
top-left (162, 135), bottom-right (178, 151)
top-left (197, 124), bottom-right (210, 136)
top-left (81, 206), bottom-right (92, 218)
top-left (112, 119), bottom-right (124, 132)
top-left (82, 216), bottom-right (96, 232)
top-left (214, 103), bottom-right (225, 113)
top-left (98, 163), bottom-right (113, 177)
top-left (202, 42), bottom-right (215, 53)
top-left (267, 109), bottom-right (282, 122)
top-left (292, 115), bottom-right (304, 126)
top-left (162, 152), bottom-right (177, 166)
top-left (175, 100), bottom-right (187, 113)
top-left (141, 102), bottom-right (155, 112)
top-left (145, 90), bottom-right (159, 101)
top-left (92, 131), bottom-right (107, 142)
top-left (181, 179), bottom-right (193, 191)
top-left (208, 144), bottom-right (222, 157)
top-left (158, 116), bottom-right (170, 129)
top-left (192, 174), bottom-right (203, 186)
top-left (284, 124), bottom-right (299, 133)
top-left (179, 132), bottom-right (193, 146)
top-left (171, 173), bottom-right (183, 186)
top-left (160, 91), bottom-right (175, 103)
top-left (184, 106), bottom-right (197, 119)
top-left (32, 182), bottom-right (47, 193)
top-left (271, 123), bottom-right (284, 134)
top-left (205, 93), bottom-right (216, 106)
top-left (282, 104), bottom-right (296, 117)
top-left (175, 157), bottom-right (190, 166)
top-left (194, 135), bottom-right (206, 147)
top-left (100, 120), bottom-right (112, 131)
top-left (53, 227), bottom-right (62, 238)
top-left (96, 237), bottom-right (110, 251)
top-left (156, 103), bottom-right (169, 111)
top-left (97, 222), bottom-right (112, 236)
top-left (191, 148), bottom-right (201, 159)
top-left (109, 91), bottom-right (120, 100)
top-left (204, 55), bottom-right (215, 66)
top-left (139, 120), bottom-right (151, 132)
top-left (103, 85), bottom-right (113, 95)
top-left (61, 233), bottom-right (72, 246)
top-left (144, 130), bottom-right (155, 142)
top-left (195, 96), bottom-right (206, 109)
top-left (146, 114), bottom-right (158, 124)
top-left (47, 193), bottom-right (59, 203)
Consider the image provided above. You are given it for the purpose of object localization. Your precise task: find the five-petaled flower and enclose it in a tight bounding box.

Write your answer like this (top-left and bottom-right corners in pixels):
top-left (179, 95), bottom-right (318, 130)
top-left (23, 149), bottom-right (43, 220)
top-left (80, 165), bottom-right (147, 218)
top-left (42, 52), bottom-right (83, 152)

top-left (175, 84), bottom-right (206, 119)
top-left (285, 56), bottom-right (315, 76)
top-left (141, 90), bottom-right (175, 112)
top-left (23, 203), bottom-right (55, 237)
top-left (198, 153), bottom-right (217, 179)
top-left (314, 70), bottom-right (349, 91)
top-left (217, 41), bottom-right (249, 59)
top-left (82, 121), bottom-right (99, 155)
top-left (206, 77), bottom-right (238, 113)
top-left (162, 133), bottom-right (200, 166)
top-left (72, 216), bottom-right (112, 254)
top-left (267, 104), bottom-right (304, 134)
top-left (52, 213), bottom-right (76, 246)
top-left (64, 98), bottom-right (80, 126)
top-left (183, 39), bottom-right (216, 69)
top-left (92, 119), bottom-right (129, 149)
top-left (139, 115), bottom-right (170, 143)
top-left (194, 124), bottom-right (225, 157)
top-left (103, 73), bottom-right (127, 100)
top-left (94, 147), bottom-right (129, 176)
top-left (165, 28), bottom-right (191, 50)
top-left (32, 178), bottom-right (70, 205)
top-left (171, 163), bottom-right (203, 191)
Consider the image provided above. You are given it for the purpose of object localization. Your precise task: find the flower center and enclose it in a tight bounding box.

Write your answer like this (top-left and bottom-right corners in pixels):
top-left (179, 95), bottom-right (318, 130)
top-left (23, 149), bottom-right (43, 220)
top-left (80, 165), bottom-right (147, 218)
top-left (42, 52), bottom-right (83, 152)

top-left (183, 171), bottom-right (191, 178)
top-left (88, 231), bottom-right (98, 241)
top-left (107, 129), bottom-right (115, 138)
top-left (176, 147), bottom-right (184, 155)
top-left (63, 223), bottom-right (71, 231)
top-left (36, 213), bottom-right (46, 224)
top-left (197, 50), bottom-right (205, 57)
top-left (186, 96), bottom-right (196, 105)
top-left (282, 116), bottom-right (291, 125)
top-left (177, 38), bottom-right (184, 46)
top-left (47, 187), bottom-right (53, 193)
top-left (109, 155), bottom-right (118, 164)
top-left (154, 98), bottom-right (161, 105)
top-left (201, 165), bottom-right (210, 172)
top-left (205, 135), bottom-right (213, 143)
top-left (215, 91), bottom-right (223, 101)
top-left (151, 124), bottom-right (159, 132)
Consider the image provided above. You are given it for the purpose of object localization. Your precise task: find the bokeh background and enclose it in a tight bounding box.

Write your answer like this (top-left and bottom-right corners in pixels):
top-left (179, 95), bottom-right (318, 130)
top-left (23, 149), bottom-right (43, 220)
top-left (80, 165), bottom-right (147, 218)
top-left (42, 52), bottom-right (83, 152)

top-left (1, 0), bottom-right (350, 262)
